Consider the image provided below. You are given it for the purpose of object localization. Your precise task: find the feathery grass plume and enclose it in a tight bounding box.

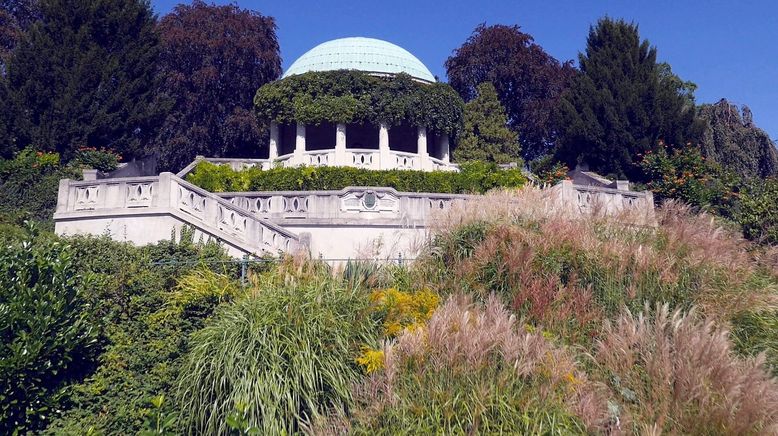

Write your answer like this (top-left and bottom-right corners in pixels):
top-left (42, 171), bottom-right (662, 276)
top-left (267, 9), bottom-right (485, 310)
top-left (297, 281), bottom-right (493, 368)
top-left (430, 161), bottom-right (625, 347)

top-left (596, 303), bottom-right (778, 434)
top-left (422, 187), bottom-right (776, 335)
top-left (345, 295), bottom-right (611, 434)
top-left (176, 272), bottom-right (379, 435)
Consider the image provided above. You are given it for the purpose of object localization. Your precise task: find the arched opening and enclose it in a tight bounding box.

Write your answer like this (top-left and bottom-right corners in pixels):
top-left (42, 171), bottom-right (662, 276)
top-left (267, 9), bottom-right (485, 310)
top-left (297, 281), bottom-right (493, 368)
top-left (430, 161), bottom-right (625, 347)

top-left (389, 122), bottom-right (418, 153)
top-left (346, 122), bottom-right (379, 149)
top-left (278, 123), bottom-right (296, 156)
top-left (305, 122), bottom-right (336, 151)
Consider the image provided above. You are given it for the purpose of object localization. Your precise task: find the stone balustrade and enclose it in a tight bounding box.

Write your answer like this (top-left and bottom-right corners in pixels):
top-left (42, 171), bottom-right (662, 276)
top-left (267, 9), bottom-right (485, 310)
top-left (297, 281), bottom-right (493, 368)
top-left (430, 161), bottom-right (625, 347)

top-left (220, 187), bottom-right (470, 226)
top-left (176, 149), bottom-right (458, 179)
top-left (54, 173), bottom-right (300, 256)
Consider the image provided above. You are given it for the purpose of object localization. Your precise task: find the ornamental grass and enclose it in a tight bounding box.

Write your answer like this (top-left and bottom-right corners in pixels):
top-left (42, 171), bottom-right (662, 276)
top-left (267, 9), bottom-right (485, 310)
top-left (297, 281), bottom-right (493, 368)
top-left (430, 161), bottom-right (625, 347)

top-left (176, 270), bottom-right (379, 435)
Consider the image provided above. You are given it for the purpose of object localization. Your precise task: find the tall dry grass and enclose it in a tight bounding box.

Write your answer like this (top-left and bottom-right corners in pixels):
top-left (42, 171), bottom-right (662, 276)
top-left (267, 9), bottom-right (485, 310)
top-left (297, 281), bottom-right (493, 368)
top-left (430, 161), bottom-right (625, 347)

top-left (342, 295), bottom-right (611, 434)
top-left (425, 188), bottom-right (775, 326)
top-left (596, 304), bottom-right (778, 434)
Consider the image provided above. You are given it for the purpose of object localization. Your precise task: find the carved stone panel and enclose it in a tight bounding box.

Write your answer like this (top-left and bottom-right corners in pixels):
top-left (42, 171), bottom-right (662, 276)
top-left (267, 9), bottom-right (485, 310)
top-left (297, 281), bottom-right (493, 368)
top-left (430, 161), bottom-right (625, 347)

top-left (126, 183), bottom-right (153, 208)
top-left (178, 187), bottom-right (206, 220)
top-left (75, 185), bottom-right (100, 210)
top-left (341, 190), bottom-right (399, 214)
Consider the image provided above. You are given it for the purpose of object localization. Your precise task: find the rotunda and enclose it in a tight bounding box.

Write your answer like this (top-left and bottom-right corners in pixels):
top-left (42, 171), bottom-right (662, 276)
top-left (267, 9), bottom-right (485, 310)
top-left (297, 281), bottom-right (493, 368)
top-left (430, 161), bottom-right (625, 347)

top-left (258, 37), bottom-right (461, 172)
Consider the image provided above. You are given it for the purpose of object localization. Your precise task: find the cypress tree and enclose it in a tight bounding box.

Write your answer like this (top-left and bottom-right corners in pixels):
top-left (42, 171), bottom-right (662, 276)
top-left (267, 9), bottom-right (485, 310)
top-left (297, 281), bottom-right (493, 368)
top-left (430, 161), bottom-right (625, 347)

top-left (554, 18), bottom-right (701, 179)
top-left (454, 82), bottom-right (520, 164)
top-left (7, 0), bottom-right (161, 161)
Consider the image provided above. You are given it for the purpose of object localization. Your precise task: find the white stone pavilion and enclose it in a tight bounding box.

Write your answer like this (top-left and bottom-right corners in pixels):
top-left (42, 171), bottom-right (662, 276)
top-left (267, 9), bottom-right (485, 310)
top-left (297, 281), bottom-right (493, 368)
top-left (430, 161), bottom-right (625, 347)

top-left (266, 37), bottom-right (455, 172)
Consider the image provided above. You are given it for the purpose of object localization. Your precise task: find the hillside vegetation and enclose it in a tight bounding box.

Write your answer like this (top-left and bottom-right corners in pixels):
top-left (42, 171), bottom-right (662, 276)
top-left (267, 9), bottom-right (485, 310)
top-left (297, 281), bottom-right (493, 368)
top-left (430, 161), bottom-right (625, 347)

top-left (3, 187), bottom-right (776, 435)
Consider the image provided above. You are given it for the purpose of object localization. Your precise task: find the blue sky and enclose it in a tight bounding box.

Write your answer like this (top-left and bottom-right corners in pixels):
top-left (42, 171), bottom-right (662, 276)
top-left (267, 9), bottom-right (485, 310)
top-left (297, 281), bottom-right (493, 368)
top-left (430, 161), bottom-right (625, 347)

top-left (151, 0), bottom-right (778, 141)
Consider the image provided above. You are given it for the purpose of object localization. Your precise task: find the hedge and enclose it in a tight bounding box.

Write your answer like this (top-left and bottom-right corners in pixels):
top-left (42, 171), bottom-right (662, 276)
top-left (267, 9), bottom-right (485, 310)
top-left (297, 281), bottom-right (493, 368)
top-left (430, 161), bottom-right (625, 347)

top-left (185, 161), bottom-right (526, 194)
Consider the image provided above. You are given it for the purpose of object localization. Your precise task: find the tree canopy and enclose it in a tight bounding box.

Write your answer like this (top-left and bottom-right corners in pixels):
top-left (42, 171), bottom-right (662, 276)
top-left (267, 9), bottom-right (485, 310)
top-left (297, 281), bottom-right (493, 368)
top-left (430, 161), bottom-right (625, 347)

top-left (554, 18), bottom-right (702, 179)
top-left (699, 99), bottom-right (778, 179)
top-left (153, 0), bottom-right (281, 171)
top-left (445, 24), bottom-right (575, 160)
top-left (454, 82), bottom-right (520, 163)
top-left (6, 0), bottom-right (161, 161)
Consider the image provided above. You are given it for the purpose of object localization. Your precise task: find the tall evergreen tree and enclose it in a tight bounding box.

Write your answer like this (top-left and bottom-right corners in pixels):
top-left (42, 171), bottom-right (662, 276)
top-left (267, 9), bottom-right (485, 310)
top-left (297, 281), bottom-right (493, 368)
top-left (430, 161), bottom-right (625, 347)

top-left (154, 1), bottom-right (281, 171)
top-left (554, 18), bottom-right (701, 179)
top-left (699, 99), bottom-right (778, 179)
top-left (454, 82), bottom-right (520, 163)
top-left (6, 0), bottom-right (161, 161)
top-left (446, 24), bottom-right (574, 161)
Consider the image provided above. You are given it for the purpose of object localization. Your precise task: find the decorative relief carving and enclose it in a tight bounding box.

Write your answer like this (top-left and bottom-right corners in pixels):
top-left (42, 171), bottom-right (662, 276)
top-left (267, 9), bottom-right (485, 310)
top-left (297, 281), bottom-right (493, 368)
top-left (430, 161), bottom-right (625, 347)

top-left (217, 205), bottom-right (247, 240)
top-left (75, 185), bottom-right (100, 210)
top-left (341, 190), bottom-right (399, 213)
top-left (576, 191), bottom-right (592, 213)
top-left (253, 197), bottom-right (271, 214)
top-left (178, 187), bottom-right (206, 219)
top-left (308, 153), bottom-right (330, 166)
top-left (283, 196), bottom-right (308, 213)
top-left (351, 152), bottom-right (374, 168)
top-left (427, 198), bottom-right (450, 210)
top-left (395, 155), bottom-right (416, 169)
top-left (126, 183), bottom-right (153, 207)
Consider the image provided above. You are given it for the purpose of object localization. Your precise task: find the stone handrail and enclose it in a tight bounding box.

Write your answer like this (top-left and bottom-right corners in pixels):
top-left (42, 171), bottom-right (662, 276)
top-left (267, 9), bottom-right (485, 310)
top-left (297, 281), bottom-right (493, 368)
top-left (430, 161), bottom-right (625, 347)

top-left (55, 173), bottom-right (300, 255)
top-left (220, 186), bottom-right (471, 225)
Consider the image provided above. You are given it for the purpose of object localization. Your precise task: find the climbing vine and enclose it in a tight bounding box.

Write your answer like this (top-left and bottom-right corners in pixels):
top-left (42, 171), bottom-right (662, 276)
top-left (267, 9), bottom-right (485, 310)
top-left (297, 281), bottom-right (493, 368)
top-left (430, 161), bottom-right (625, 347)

top-left (254, 71), bottom-right (464, 136)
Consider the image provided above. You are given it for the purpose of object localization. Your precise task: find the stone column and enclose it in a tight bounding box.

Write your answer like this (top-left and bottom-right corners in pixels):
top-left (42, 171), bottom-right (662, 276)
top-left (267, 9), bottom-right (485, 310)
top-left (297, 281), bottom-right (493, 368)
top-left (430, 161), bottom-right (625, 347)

top-left (417, 126), bottom-right (430, 171)
top-left (440, 133), bottom-right (450, 164)
top-left (294, 122), bottom-right (306, 166)
top-left (379, 122), bottom-right (390, 169)
top-left (335, 123), bottom-right (347, 166)
top-left (268, 121), bottom-right (279, 161)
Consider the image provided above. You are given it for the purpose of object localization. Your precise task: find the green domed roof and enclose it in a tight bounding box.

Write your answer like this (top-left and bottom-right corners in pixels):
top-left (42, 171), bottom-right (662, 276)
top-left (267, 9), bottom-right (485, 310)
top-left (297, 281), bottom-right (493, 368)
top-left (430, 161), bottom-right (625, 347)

top-left (283, 37), bottom-right (435, 82)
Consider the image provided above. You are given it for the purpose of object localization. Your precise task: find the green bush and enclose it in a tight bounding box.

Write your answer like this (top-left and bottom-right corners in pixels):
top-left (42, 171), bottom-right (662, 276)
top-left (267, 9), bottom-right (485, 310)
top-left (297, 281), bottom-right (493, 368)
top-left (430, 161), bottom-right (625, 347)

top-left (735, 178), bottom-right (778, 245)
top-left (43, 229), bottom-right (239, 435)
top-left (71, 147), bottom-right (122, 172)
top-left (177, 273), bottom-right (379, 434)
top-left (0, 226), bottom-right (100, 434)
top-left (186, 160), bottom-right (526, 194)
top-left (0, 148), bottom-right (81, 227)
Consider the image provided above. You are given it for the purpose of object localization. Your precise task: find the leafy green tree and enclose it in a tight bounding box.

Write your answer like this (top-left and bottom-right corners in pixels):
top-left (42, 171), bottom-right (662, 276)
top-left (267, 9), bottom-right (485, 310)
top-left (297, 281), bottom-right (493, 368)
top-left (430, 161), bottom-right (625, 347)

top-left (446, 24), bottom-right (575, 160)
top-left (6, 0), bottom-right (161, 161)
top-left (0, 226), bottom-right (100, 434)
top-left (154, 1), bottom-right (281, 171)
top-left (699, 99), bottom-right (778, 179)
top-left (554, 18), bottom-right (702, 179)
top-left (454, 82), bottom-right (520, 164)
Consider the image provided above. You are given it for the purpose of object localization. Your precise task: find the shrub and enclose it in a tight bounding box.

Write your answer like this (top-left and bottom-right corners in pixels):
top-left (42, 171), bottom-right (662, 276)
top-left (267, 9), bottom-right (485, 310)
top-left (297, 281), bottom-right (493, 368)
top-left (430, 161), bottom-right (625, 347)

top-left (736, 178), bottom-right (778, 245)
top-left (176, 272), bottom-right (379, 434)
top-left (369, 288), bottom-right (439, 337)
top-left (71, 147), bottom-right (122, 172)
top-left (0, 148), bottom-right (81, 226)
top-left (44, 231), bottom-right (238, 435)
top-left (596, 304), bottom-right (778, 434)
top-left (0, 226), bottom-right (100, 434)
top-left (344, 295), bottom-right (609, 434)
top-left (185, 160), bottom-right (526, 194)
